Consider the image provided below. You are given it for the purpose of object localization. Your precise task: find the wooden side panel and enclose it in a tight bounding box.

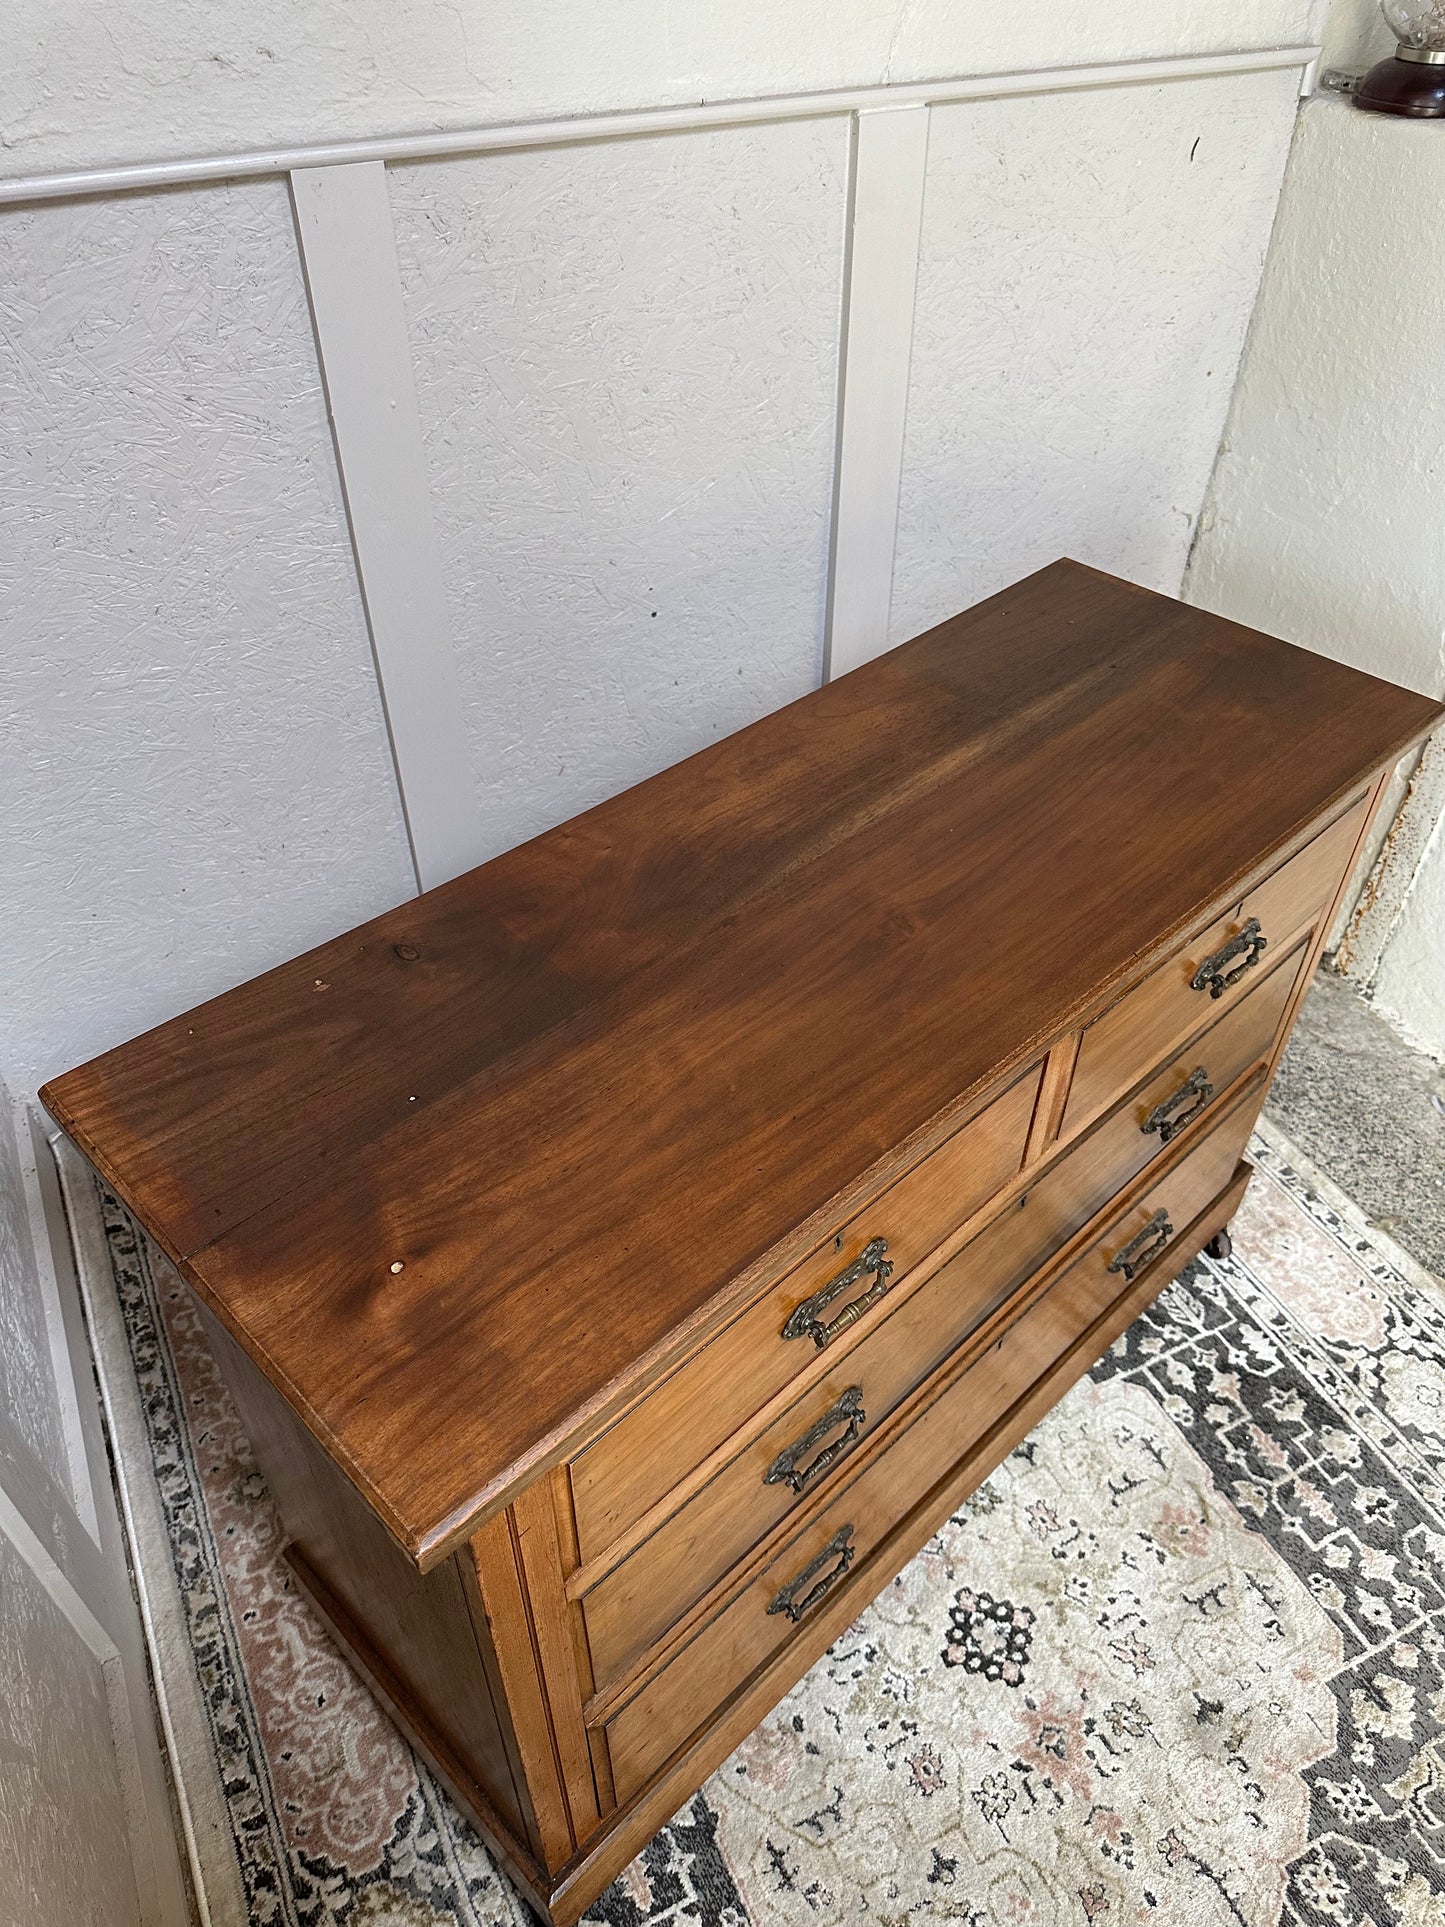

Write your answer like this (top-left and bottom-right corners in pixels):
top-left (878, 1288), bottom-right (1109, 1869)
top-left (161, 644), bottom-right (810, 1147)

top-left (1024, 1032), bottom-right (1079, 1163)
top-left (466, 1512), bottom-right (576, 1873)
top-left (510, 1476), bottom-right (602, 1840)
top-left (196, 1304), bottom-right (528, 1847)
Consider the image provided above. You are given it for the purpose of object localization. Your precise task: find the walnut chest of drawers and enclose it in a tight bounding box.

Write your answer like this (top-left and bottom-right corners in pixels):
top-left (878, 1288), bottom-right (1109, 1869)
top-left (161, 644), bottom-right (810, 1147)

top-left (43, 560), bottom-right (1443, 1924)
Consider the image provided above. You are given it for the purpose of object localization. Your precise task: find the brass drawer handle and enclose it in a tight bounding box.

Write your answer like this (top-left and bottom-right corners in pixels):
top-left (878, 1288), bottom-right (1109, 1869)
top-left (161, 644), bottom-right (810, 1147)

top-left (782, 1237), bottom-right (894, 1349)
top-left (764, 1386), bottom-right (866, 1496)
top-left (767, 1524), bottom-right (856, 1623)
top-left (1106, 1208), bottom-right (1175, 1284)
top-left (1142, 1067), bottom-right (1214, 1145)
top-left (1191, 918), bottom-right (1267, 1000)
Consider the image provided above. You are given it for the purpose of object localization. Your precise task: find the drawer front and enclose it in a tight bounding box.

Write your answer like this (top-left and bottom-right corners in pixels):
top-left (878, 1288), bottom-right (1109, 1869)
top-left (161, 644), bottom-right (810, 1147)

top-left (602, 1091), bottom-right (1258, 1803)
top-left (580, 941), bottom-right (1299, 1689)
top-left (1013, 932), bottom-right (1305, 1262)
top-left (1063, 794), bottom-right (1366, 1135)
top-left (569, 1066), bottom-right (1040, 1565)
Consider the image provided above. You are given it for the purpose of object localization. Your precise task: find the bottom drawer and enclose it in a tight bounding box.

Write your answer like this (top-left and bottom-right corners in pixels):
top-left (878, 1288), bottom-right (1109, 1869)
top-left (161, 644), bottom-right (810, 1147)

top-left (601, 1084), bottom-right (1257, 1804)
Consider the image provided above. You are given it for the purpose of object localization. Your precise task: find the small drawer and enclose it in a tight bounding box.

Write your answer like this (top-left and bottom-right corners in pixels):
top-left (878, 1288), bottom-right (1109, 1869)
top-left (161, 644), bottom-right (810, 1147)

top-left (1020, 931), bottom-right (1305, 1254)
top-left (602, 1086), bottom-right (1258, 1804)
top-left (1062, 793), bottom-right (1366, 1136)
top-left (580, 952), bottom-right (1297, 1691)
top-left (569, 1065), bottom-right (1041, 1566)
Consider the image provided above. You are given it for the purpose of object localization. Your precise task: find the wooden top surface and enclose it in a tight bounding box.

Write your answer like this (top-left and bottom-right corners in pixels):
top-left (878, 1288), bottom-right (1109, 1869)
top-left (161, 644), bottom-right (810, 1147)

top-left (43, 562), bottom-right (1442, 1567)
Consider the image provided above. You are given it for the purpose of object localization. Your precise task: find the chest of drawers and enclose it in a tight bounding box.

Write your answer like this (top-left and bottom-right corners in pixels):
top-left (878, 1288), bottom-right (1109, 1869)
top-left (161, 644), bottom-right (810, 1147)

top-left (43, 561), bottom-right (1442, 1924)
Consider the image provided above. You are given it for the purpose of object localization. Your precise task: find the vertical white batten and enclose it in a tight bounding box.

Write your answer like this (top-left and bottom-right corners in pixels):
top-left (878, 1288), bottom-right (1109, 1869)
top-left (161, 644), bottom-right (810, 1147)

top-left (290, 161), bottom-right (476, 894)
top-left (823, 104), bottom-right (931, 682)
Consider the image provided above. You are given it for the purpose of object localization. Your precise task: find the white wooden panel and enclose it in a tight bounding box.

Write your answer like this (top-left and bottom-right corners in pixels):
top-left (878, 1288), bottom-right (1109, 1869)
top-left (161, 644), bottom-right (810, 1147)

top-left (0, 1528), bottom-right (140, 1927)
top-left (888, 67), bottom-right (1301, 643)
top-left (0, 180), bottom-right (415, 1102)
top-left (825, 104), bottom-right (929, 680)
top-left (0, 1083), bottom-right (66, 1486)
top-left (291, 161), bottom-right (479, 892)
top-left (388, 119), bottom-right (847, 863)
top-left (0, 50), bottom-right (1316, 207)
top-left (0, 1092), bottom-right (191, 1926)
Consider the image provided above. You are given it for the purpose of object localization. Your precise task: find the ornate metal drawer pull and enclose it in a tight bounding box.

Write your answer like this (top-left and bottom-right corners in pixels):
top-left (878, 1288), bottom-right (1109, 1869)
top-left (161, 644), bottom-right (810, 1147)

top-left (767, 1524), bottom-right (856, 1623)
top-left (1106, 1209), bottom-right (1175, 1284)
top-left (1191, 918), bottom-right (1267, 1000)
top-left (765, 1387), bottom-right (866, 1496)
top-left (1141, 1067), bottom-right (1214, 1145)
top-left (782, 1238), bottom-right (894, 1349)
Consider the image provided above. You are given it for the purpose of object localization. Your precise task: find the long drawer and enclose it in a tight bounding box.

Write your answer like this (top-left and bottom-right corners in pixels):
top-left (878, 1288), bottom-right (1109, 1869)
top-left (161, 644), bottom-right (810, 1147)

top-left (568, 1065), bottom-right (1040, 1564)
top-left (1062, 791), bottom-right (1365, 1135)
top-left (578, 939), bottom-right (1301, 1689)
top-left (600, 1089), bottom-right (1257, 1804)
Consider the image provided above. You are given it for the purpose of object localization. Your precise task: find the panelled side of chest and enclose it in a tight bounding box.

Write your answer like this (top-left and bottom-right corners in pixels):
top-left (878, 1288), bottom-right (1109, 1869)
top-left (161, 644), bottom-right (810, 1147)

top-left (195, 1305), bottom-right (565, 1918)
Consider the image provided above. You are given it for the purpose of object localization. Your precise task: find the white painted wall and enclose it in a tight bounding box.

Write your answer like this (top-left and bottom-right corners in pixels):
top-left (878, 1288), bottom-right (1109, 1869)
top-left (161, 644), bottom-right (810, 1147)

top-left (1187, 89), bottom-right (1445, 1056)
top-left (1374, 810), bottom-right (1445, 1057)
top-left (0, 178), bottom-right (416, 1101)
top-left (890, 67), bottom-right (1299, 638)
top-left (1188, 99), bottom-right (1445, 699)
top-left (389, 118), bottom-right (848, 863)
top-left (0, 29), bottom-right (1322, 1103)
top-left (7, 0), bottom-right (1319, 181)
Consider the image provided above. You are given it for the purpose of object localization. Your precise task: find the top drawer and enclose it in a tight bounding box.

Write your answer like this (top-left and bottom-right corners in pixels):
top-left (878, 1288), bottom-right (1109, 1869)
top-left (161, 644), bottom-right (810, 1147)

top-left (1062, 793), bottom-right (1367, 1136)
top-left (569, 1065), bottom-right (1040, 1565)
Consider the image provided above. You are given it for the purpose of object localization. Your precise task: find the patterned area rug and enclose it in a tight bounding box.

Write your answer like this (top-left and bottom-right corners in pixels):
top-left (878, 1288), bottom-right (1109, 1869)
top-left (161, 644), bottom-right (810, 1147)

top-left (60, 1123), bottom-right (1445, 1927)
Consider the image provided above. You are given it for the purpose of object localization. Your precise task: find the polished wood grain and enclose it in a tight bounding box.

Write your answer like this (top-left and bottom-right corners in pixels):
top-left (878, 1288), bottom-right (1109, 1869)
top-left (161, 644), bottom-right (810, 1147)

top-left (1009, 933), bottom-right (1305, 1258)
top-left (1061, 790), bottom-right (1369, 1136)
top-left (44, 560), bottom-right (1442, 1927)
top-left (569, 1064), bottom-right (1037, 1566)
top-left (578, 944), bottom-right (1295, 1689)
top-left (601, 1086), bottom-right (1259, 1802)
top-left (466, 1510), bottom-right (576, 1868)
top-left (42, 564), bottom-right (1442, 1568)
top-left (1023, 1033), bottom-right (1081, 1164)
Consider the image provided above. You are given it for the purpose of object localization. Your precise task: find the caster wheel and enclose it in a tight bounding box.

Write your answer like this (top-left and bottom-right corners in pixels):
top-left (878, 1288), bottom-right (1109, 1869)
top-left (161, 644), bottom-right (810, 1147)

top-left (1205, 1228), bottom-right (1233, 1262)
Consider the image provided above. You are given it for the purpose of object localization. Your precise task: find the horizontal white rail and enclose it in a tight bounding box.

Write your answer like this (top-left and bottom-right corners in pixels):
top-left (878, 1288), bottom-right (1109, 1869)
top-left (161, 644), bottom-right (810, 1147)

top-left (0, 45), bottom-right (1318, 206)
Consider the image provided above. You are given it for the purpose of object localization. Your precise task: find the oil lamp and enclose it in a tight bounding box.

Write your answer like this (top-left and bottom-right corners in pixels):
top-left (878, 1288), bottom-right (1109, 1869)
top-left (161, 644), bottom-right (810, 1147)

top-left (1355, 0), bottom-right (1445, 114)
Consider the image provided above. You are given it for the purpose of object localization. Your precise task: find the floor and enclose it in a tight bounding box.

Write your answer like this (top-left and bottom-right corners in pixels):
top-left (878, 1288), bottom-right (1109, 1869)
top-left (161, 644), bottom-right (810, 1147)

top-left (1267, 967), bottom-right (1445, 1279)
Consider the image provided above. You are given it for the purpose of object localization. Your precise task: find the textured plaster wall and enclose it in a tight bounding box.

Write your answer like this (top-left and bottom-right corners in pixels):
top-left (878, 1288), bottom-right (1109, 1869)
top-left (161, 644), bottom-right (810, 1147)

top-left (390, 121), bottom-right (846, 863)
top-left (888, 67), bottom-right (1300, 640)
top-left (0, 179), bottom-right (416, 1099)
top-left (1373, 815), bottom-right (1445, 1060)
top-left (1188, 100), bottom-right (1445, 699)
top-left (6, 0), bottom-right (1322, 181)
top-left (1187, 94), bottom-right (1445, 1056)
top-left (1318, 0), bottom-right (1396, 70)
